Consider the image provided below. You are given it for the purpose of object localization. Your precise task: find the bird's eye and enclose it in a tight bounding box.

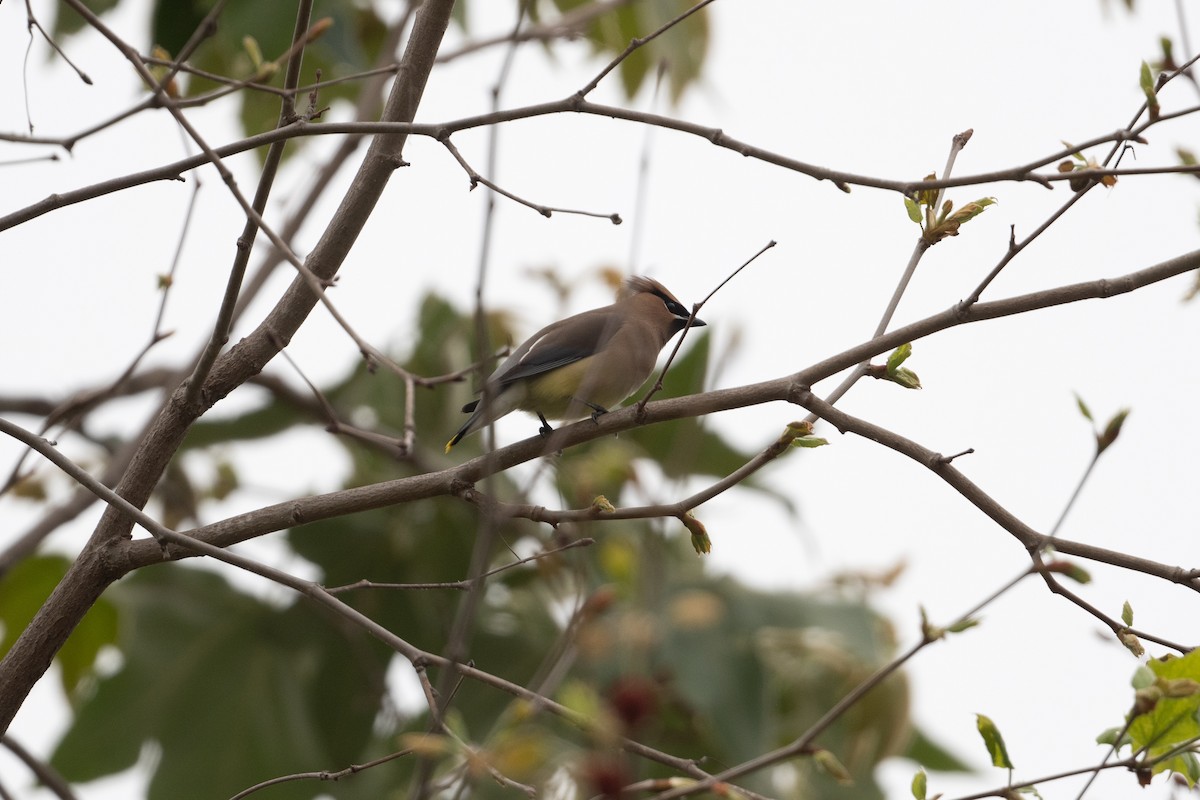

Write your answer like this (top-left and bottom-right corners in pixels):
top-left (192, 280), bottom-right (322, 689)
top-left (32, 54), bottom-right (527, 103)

top-left (665, 300), bottom-right (689, 318)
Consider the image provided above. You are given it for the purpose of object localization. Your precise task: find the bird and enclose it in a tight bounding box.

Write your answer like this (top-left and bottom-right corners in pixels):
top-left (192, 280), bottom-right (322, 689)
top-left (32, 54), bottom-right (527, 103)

top-left (445, 276), bottom-right (705, 452)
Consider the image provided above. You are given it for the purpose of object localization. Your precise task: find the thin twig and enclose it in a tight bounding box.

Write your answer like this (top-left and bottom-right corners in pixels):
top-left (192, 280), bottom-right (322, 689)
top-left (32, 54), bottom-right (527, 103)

top-left (439, 138), bottom-right (621, 222)
top-left (104, 245), bottom-right (1200, 563)
top-left (415, 7), bottom-right (533, 797)
top-left (0, 734), bottom-right (78, 800)
top-left (20, 0), bottom-right (92, 139)
top-left (817, 129), bottom-right (975, 417)
top-left (1071, 709), bottom-right (1137, 800)
top-left (185, 1), bottom-right (318, 403)
top-left (436, 0), bottom-right (637, 63)
top-left (325, 538), bottom-right (594, 593)
top-left (11, 96), bottom-right (1200, 232)
top-left (229, 9), bottom-right (417, 324)
top-left (638, 240), bottom-right (774, 409)
top-left (648, 568), bottom-right (1030, 800)
top-left (577, 0), bottom-right (718, 97)
top-left (227, 749), bottom-right (412, 800)
top-left (0, 0), bottom-right (460, 740)
top-left (793, 391), bottom-right (1199, 634)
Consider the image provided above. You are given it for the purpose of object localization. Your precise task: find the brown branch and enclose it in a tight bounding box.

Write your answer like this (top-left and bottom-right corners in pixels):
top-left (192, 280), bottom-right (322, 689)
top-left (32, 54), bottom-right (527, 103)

top-left (227, 749), bottom-right (413, 800)
top-left (0, 419), bottom-right (754, 795)
top-left (577, 0), bottom-right (717, 97)
top-left (0, 734), bottom-right (77, 800)
top-left (942, 757), bottom-right (1140, 800)
top-left (439, 137), bottom-right (622, 222)
top-left (639, 240), bottom-right (774, 410)
top-left (645, 565), bottom-right (1033, 800)
top-left (223, 10), bottom-right (417, 325)
top-left (457, 417), bottom-right (801, 530)
top-left (97, 246), bottom-right (1200, 564)
top-left (436, 0), bottom-right (637, 63)
top-left (0, 0), bottom-right (459, 737)
top-left (1030, 553), bottom-right (1190, 653)
top-left (10, 95), bottom-right (1200, 233)
top-left (325, 538), bottom-right (594, 593)
top-left (797, 128), bottom-right (973, 417)
top-left (792, 390), bottom-right (1200, 596)
top-left (184, 0), bottom-right (319, 403)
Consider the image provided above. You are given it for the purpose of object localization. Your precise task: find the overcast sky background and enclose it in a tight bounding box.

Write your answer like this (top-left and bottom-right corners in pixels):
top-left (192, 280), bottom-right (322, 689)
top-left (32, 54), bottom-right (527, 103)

top-left (2, 0), bottom-right (1199, 798)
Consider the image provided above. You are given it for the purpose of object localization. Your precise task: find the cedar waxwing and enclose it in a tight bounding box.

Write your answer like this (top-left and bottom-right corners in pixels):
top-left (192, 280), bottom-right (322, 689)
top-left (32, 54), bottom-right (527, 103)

top-left (445, 276), bottom-right (705, 452)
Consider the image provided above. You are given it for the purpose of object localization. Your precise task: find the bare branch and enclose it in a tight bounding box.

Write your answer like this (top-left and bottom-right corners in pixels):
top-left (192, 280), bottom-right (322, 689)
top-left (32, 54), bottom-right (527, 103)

top-left (0, 0), bottom-right (460, 737)
top-left (0, 734), bottom-right (78, 800)
top-left (577, 0), bottom-right (718, 97)
top-left (440, 137), bottom-right (622, 222)
top-left (11, 95), bottom-right (1200, 232)
top-left (793, 390), bottom-right (1200, 595)
top-left (102, 245), bottom-right (1200, 562)
top-left (227, 749), bottom-right (413, 800)
top-left (325, 538), bottom-right (594, 593)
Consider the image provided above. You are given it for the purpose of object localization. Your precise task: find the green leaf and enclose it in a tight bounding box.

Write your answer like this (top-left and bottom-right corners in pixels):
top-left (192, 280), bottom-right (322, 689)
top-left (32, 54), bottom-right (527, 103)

top-left (242, 35), bottom-right (264, 70)
top-left (905, 197), bottom-right (923, 224)
top-left (1074, 392), bottom-right (1094, 422)
top-left (1160, 36), bottom-right (1175, 64)
top-left (1139, 60), bottom-right (1154, 93)
top-left (0, 555), bottom-right (119, 700)
top-left (566, 0), bottom-right (710, 102)
top-left (51, 566), bottom-right (391, 799)
top-left (902, 727), bottom-right (973, 772)
top-left (1097, 408), bottom-right (1130, 454)
top-left (1119, 629), bottom-right (1145, 657)
top-left (813, 748), bottom-right (852, 785)
top-left (681, 512), bottom-right (713, 555)
top-left (1140, 60), bottom-right (1160, 120)
top-left (150, 0), bottom-right (388, 151)
top-left (939, 199), bottom-right (954, 223)
top-left (791, 435), bottom-right (830, 448)
top-left (887, 343), bottom-right (913, 373)
top-left (778, 420), bottom-right (813, 446)
top-left (911, 767), bottom-right (927, 799)
top-left (1044, 560), bottom-right (1092, 584)
top-left (1128, 649), bottom-right (1200, 784)
top-left (946, 617), bottom-right (980, 634)
top-left (946, 197), bottom-right (997, 226)
top-left (1121, 600), bottom-right (1134, 627)
top-left (51, 0), bottom-right (120, 39)
top-left (919, 605), bottom-right (940, 641)
top-left (1061, 141), bottom-right (1087, 163)
top-left (1132, 665), bottom-right (1157, 690)
top-left (889, 366), bottom-right (923, 390)
top-left (975, 713), bottom-right (1014, 769)
top-left (1095, 726), bottom-right (1127, 747)
top-left (1175, 752), bottom-right (1200, 788)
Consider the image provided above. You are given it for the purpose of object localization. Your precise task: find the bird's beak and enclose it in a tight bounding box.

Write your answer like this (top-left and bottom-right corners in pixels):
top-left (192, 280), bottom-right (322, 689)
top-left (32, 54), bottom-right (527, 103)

top-left (689, 316), bottom-right (706, 327)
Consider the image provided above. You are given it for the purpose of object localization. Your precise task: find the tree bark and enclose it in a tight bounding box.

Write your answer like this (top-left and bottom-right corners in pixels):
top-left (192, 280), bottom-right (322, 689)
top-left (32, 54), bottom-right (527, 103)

top-left (0, 0), bottom-right (458, 736)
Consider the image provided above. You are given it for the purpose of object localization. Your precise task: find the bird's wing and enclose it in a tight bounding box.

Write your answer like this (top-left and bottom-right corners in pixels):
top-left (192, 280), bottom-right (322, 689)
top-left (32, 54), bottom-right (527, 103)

top-left (490, 310), bottom-right (616, 387)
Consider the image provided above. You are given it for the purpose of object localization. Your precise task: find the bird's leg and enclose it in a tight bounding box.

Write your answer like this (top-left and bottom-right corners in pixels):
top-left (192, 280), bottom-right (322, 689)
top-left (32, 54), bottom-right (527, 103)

top-left (579, 400), bottom-right (609, 424)
top-left (537, 413), bottom-right (554, 437)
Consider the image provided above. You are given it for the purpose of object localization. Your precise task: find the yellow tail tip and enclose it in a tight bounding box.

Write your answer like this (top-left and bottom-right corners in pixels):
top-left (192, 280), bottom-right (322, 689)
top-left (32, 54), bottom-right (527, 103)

top-left (444, 439), bottom-right (455, 454)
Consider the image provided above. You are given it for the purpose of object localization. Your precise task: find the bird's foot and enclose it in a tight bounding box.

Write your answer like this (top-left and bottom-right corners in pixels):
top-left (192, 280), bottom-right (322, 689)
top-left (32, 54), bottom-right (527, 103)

top-left (584, 401), bottom-right (609, 424)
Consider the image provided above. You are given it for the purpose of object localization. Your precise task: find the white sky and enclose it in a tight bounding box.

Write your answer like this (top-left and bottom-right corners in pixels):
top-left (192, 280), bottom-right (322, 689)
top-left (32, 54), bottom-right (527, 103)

top-left (2, 0), bottom-right (1199, 798)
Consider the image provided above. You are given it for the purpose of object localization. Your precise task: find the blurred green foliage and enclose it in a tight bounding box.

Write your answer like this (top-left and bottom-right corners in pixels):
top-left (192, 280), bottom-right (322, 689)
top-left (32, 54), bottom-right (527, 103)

top-left (55, 0), bottom-right (709, 148)
top-left (28, 3), bottom-right (954, 795)
top-left (4, 287), bottom-right (968, 798)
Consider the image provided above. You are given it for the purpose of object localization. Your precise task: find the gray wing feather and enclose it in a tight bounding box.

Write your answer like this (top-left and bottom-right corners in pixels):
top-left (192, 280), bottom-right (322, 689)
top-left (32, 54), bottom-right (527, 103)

top-left (490, 310), bottom-right (616, 387)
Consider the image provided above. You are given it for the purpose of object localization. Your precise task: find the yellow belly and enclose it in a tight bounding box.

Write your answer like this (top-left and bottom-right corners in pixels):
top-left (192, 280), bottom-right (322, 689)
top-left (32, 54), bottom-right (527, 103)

top-left (518, 357), bottom-right (646, 420)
